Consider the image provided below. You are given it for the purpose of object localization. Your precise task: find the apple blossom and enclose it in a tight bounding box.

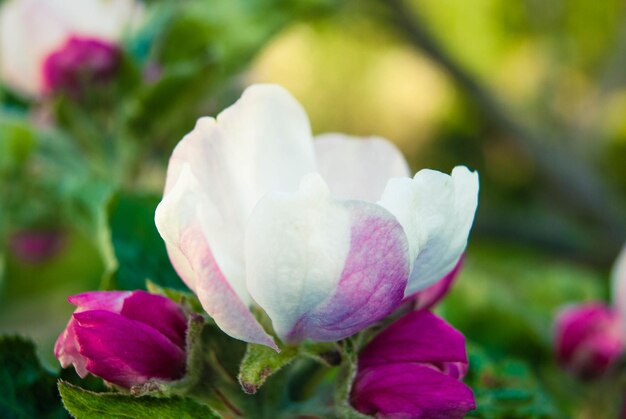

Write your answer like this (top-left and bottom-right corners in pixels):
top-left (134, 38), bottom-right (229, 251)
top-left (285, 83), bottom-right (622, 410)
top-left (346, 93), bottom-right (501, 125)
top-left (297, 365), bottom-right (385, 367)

top-left (350, 310), bottom-right (476, 418)
top-left (155, 84), bottom-right (479, 349)
top-left (55, 291), bottom-right (188, 388)
top-left (0, 0), bottom-right (142, 97)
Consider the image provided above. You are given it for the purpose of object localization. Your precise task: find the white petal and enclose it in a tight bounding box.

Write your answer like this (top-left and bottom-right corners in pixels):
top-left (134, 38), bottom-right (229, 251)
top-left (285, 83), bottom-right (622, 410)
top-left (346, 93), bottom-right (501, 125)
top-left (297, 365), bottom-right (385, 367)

top-left (245, 173), bottom-right (409, 343)
top-left (379, 166), bottom-right (479, 296)
top-left (155, 165), bottom-right (276, 349)
top-left (162, 85), bottom-right (316, 304)
top-left (314, 133), bottom-right (411, 202)
top-left (612, 244), bottom-right (626, 327)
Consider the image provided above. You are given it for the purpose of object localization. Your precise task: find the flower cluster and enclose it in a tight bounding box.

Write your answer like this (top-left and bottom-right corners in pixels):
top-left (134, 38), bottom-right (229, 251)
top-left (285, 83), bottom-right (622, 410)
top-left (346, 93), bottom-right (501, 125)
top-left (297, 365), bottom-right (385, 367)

top-left (54, 83), bottom-right (479, 418)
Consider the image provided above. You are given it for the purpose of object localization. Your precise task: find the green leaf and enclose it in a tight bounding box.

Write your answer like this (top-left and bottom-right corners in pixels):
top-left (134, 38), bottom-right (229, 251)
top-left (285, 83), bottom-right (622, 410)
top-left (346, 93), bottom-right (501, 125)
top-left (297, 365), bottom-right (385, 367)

top-left (238, 344), bottom-right (298, 394)
top-left (0, 112), bottom-right (35, 173)
top-left (0, 336), bottom-right (66, 419)
top-left (109, 193), bottom-right (185, 291)
top-left (58, 382), bottom-right (221, 419)
top-left (464, 344), bottom-right (560, 418)
top-left (58, 177), bottom-right (117, 288)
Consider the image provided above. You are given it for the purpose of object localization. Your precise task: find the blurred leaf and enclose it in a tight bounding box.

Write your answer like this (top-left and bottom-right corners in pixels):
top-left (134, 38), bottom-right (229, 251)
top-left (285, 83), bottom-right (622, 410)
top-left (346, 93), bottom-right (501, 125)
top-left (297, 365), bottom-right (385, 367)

top-left (0, 113), bottom-right (35, 172)
top-left (0, 336), bottom-right (66, 419)
top-left (109, 193), bottom-right (185, 291)
top-left (465, 344), bottom-right (560, 418)
top-left (59, 178), bottom-right (117, 288)
top-left (58, 381), bottom-right (221, 419)
top-left (439, 241), bottom-right (605, 360)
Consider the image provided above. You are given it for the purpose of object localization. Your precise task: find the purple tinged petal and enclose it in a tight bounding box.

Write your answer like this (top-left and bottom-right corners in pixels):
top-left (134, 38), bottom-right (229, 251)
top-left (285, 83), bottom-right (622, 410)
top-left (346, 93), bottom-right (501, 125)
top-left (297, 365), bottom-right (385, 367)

top-left (120, 291), bottom-right (188, 350)
top-left (554, 302), bottom-right (624, 378)
top-left (359, 310), bottom-right (467, 370)
top-left (351, 363), bottom-right (476, 419)
top-left (284, 202), bottom-right (409, 343)
top-left (411, 256), bottom-right (463, 310)
top-left (73, 310), bottom-right (186, 388)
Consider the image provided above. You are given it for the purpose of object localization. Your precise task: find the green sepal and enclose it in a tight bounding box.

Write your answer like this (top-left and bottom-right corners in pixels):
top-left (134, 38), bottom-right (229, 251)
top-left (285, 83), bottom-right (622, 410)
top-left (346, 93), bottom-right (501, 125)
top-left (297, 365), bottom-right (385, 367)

top-left (238, 344), bottom-right (299, 394)
top-left (58, 381), bottom-right (221, 419)
top-left (333, 337), bottom-right (366, 418)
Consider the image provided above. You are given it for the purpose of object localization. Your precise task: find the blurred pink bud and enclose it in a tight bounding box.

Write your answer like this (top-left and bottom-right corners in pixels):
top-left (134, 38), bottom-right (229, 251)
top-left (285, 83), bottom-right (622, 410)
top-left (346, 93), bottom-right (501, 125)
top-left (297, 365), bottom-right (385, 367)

top-left (55, 291), bottom-right (188, 388)
top-left (351, 311), bottom-right (475, 418)
top-left (411, 255), bottom-right (463, 310)
top-left (42, 36), bottom-right (120, 97)
top-left (554, 302), bottom-right (624, 379)
top-left (0, 0), bottom-right (143, 97)
top-left (9, 229), bottom-right (65, 263)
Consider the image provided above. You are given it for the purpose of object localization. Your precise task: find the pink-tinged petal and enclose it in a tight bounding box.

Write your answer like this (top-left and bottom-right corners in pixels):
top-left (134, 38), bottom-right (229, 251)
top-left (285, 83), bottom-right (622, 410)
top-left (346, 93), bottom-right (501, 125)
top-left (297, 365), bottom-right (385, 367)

top-left (120, 291), bottom-right (188, 350)
top-left (411, 256), bottom-right (463, 310)
top-left (314, 134), bottom-right (410, 202)
top-left (246, 174), bottom-right (409, 343)
top-left (359, 310), bottom-right (467, 371)
top-left (156, 165), bottom-right (276, 349)
top-left (68, 291), bottom-right (131, 313)
top-left (67, 291), bottom-right (132, 314)
top-left (55, 290), bottom-right (131, 377)
top-left (612, 244), bottom-right (626, 330)
top-left (351, 363), bottom-right (476, 419)
top-left (73, 310), bottom-right (185, 388)
top-left (554, 302), bottom-right (624, 378)
top-left (54, 318), bottom-right (88, 377)
top-left (379, 166), bottom-right (479, 296)
top-left (158, 85), bottom-right (317, 304)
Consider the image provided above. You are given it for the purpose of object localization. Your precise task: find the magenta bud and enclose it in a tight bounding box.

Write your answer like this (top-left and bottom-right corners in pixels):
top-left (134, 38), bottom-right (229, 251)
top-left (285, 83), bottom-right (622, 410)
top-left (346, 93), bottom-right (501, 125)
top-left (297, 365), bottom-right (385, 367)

top-left (351, 311), bottom-right (476, 418)
top-left (554, 302), bottom-right (624, 379)
top-left (42, 36), bottom-right (120, 97)
top-left (9, 229), bottom-right (65, 263)
top-left (55, 290), bottom-right (188, 388)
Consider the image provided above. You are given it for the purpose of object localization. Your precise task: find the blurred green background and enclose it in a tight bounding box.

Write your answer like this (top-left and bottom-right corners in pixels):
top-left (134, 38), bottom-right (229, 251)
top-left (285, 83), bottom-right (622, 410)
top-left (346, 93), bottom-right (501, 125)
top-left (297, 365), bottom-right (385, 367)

top-left (1, 0), bottom-right (626, 416)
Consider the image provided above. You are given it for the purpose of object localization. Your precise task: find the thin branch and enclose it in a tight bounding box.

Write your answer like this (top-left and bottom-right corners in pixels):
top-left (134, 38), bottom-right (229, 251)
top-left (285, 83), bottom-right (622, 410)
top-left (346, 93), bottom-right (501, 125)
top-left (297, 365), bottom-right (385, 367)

top-left (384, 0), bottom-right (626, 248)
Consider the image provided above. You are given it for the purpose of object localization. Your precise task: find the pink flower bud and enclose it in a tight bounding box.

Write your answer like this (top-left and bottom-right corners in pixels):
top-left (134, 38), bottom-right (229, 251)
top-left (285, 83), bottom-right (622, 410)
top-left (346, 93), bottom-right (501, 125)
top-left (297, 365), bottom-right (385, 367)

top-left (9, 229), bottom-right (65, 263)
top-left (42, 36), bottom-right (120, 97)
top-left (351, 311), bottom-right (475, 418)
top-left (55, 291), bottom-right (188, 388)
top-left (554, 302), bottom-right (624, 379)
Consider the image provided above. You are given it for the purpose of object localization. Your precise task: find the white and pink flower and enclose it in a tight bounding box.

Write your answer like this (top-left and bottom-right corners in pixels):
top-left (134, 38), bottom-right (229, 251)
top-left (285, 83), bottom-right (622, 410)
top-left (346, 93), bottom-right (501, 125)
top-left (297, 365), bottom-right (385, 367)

top-left (155, 84), bottom-right (479, 349)
top-left (0, 0), bottom-right (142, 97)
